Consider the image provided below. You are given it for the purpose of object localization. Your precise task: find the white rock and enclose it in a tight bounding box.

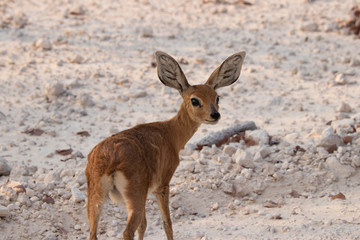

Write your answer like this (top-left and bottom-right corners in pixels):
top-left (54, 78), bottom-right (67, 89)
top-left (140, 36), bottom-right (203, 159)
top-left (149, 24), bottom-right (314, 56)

top-left (44, 169), bottom-right (62, 185)
top-left (26, 188), bottom-right (36, 198)
top-left (45, 82), bottom-right (65, 99)
top-left (71, 187), bottom-right (86, 203)
top-left (259, 146), bottom-right (271, 159)
top-left (351, 156), bottom-right (360, 167)
top-left (0, 205), bottom-right (9, 217)
top-left (17, 193), bottom-right (32, 207)
top-left (245, 129), bottom-right (269, 145)
top-left (141, 27), bottom-right (153, 38)
top-left (78, 93), bottom-right (95, 107)
top-left (0, 157), bottom-right (11, 176)
top-left (75, 172), bottom-right (86, 185)
top-left (13, 12), bottom-right (28, 28)
top-left (300, 22), bottom-right (319, 32)
top-left (223, 145), bottom-right (237, 156)
top-left (326, 156), bottom-right (355, 178)
top-left (182, 161), bottom-right (196, 173)
top-left (35, 38), bottom-right (52, 50)
top-left (171, 200), bottom-right (181, 209)
top-left (263, 163), bottom-right (275, 176)
top-left (334, 73), bottom-right (347, 85)
top-left (235, 150), bottom-right (255, 169)
top-left (241, 168), bottom-right (252, 179)
top-left (317, 127), bottom-right (343, 149)
top-left (71, 54), bottom-right (85, 64)
top-left (216, 154), bottom-right (230, 163)
top-left (220, 182), bottom-right (234, 195)
top-left (331, 119), bottom-right (355, 136)
top-left (253, 152), bottom-right (263, 162)
top-left (60, 169), bottom-right (75, 178)
top-left (337, 102), bottom-right (352, 113)
top-left (211, 202), bottom-right (219, 211)
top-left (349, 58), bottom-right (360, 67)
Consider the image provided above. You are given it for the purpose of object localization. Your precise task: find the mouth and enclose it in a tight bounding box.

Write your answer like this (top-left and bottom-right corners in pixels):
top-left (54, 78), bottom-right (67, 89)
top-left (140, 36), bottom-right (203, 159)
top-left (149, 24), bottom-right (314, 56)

top-left (205, 119), bottom-right (219, 124)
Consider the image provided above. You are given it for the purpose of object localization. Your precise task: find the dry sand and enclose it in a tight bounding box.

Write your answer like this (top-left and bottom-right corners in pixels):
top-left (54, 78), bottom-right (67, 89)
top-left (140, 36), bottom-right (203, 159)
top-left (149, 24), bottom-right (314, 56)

top-left (0, 0), bottom-right (360, 239)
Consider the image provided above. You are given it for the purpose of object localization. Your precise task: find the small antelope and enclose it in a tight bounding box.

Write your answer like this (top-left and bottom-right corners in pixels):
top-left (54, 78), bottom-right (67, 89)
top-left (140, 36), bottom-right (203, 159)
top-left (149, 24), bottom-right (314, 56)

top-left (85, 51), bottom-right (246, 240)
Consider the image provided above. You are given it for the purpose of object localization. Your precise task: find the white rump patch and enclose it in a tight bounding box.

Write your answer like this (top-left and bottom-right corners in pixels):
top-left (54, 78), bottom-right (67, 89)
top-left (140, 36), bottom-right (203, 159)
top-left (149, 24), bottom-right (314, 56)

top-left (108, 171), bottom-right (128, 204)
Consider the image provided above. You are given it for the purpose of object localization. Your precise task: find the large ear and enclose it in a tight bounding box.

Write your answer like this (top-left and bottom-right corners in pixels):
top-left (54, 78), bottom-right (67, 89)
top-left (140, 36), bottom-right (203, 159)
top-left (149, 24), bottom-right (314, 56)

top-left (155, 51), bottom-right (190, 93)
top-left (205, 51), bottom-right (246, 90)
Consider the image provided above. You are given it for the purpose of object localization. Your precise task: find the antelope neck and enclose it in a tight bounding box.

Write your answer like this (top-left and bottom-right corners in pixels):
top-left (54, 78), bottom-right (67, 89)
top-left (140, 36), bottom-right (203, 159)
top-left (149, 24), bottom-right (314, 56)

top-left (167, 102), bottom-right (200, 152)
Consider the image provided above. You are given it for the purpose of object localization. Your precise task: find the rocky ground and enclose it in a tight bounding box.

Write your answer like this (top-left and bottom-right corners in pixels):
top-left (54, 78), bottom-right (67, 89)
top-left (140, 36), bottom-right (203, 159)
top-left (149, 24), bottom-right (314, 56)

top-left (0, 0), bottom-right (360, 239)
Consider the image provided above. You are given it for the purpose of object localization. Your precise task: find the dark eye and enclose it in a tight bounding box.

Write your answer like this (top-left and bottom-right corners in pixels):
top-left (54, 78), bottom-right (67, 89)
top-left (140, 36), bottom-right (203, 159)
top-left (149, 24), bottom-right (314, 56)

top-left (191, 98), bottom-right (200, 107)
top-left (216, 96), bottom-right (220, 105)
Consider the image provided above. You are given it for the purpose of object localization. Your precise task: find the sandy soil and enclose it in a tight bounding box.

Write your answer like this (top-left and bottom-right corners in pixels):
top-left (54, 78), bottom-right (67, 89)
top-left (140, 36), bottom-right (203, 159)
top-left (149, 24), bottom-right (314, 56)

top-left (0, 0), bottom-right (359, 239)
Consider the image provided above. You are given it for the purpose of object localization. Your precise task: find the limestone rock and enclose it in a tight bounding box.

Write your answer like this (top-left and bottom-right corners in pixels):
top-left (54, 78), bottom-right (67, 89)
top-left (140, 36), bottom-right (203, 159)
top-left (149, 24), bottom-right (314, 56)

top-left (35, 38), bottom-right (52, 50)
top-left (317, 127), bottom-right (343, 150)
top-left (245, 129), bottom-right (269, 145)
top-left (336, 102), bottom-right (352, 113)
top-left (17, 193), bottom-right (32, 207)
top-left (0, 157), bottom-right (11, 176)
top-left (44, 169), bottom-right (62, 185)
top-left (331, 119), bottom-right (355, 136)
top-left (223, 145), bottom-right (237, 156)
top-left (78, 93), bottom-right (95, 107)
top-left (235, 150), bottom-right (255, 169)
top-left (71, 187), bottom-right (86, 203)
top-left (300, 22), bottom-right (319, 32)
top-left (45, 82), bottom-right (65, 100)
top-left (220, 182), bottom-right (234, 195)
top-left (0, 205), bottom-right (9, 217)
top-left (326, 156), bottom-right (355, 178)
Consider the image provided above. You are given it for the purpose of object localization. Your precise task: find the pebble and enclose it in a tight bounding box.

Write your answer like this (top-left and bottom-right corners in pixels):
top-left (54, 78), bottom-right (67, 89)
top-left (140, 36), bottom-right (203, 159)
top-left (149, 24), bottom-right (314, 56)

top-left (71, 187), bottom-right (86, 203)
top-left (78, 93), bottom-right (95, 107)
top-left (35, 38), bottom-right (52, 50)
top-left (352, 156), bottom-right (360, 167)
top-left (223, 145), bottom-right (237, 156)
top-left (245, 129), bottom-right (269, 145)
top-left (234, 150), bottom-right (255, 169)
top-left (337, 102), bottom-right (352, 113)
top-left (17, 193), bottom-right (32, 207)
top-left (44, 169), bottom-right (62, 185)
top-left (0, 205), bottom-right (10, 217)
top-left (334, 73), bottom-right (347, 85)
top-left (75, 172), bottom-right (86, 185)
top-left (326, 156), bottom-right (355, 178)
top-left (141, 27), bottom-right (154, 38)
top-left (70, 55), bottom-right (85, 64)
top-left (317, 127), bottom-right (343, 150)
top-left (0, 157), bottom-right (11, 176)
top-left (300, 22), bottom-right (319, 32)
top-left (220, 182), bottom-right (234, 195)
top-left (13, 12), bottom-right (28, 28)
top-left (45, 82), bottom-right (65, 99)
top-left (331, 119), bottom-right (355, 136)
top-left (349, 58), bottom-right (360, 67)
top-left (258, 146), bottom-right (271, 158)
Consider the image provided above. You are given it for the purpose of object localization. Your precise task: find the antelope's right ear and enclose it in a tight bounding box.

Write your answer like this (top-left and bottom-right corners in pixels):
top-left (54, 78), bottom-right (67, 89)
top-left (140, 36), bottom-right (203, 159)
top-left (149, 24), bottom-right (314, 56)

top-left (155, 51), bottom-right (190, 93)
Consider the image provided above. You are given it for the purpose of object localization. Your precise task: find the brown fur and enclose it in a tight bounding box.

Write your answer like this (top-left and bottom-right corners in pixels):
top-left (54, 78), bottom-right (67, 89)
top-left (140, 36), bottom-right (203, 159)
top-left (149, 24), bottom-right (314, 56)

top-left (85, 51), bottom-right (245, 240)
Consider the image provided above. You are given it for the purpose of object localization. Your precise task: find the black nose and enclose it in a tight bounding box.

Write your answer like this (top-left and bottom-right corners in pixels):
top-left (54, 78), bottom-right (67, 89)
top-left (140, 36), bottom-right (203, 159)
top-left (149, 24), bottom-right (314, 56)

top-left (210, 112), bottom-right (220, 120)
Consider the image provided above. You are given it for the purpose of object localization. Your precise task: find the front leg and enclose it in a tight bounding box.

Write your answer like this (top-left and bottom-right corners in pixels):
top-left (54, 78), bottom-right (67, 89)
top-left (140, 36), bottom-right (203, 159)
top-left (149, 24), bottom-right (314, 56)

top-left (155, 185), bottom-right (173, 240)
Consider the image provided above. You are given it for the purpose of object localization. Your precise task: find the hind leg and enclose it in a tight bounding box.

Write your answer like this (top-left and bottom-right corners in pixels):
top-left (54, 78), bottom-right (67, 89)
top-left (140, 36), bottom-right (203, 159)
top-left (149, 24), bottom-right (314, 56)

top-left (122, 196), bottom-right (147, 240)
top-left (86, 174), bottom-right (113, 240)
top-left (137, 212), bottom-right (147, 240)
top-left (87, 182), bottom-right (104, 240)
top-left (112, 171), bottom-right (148, 240)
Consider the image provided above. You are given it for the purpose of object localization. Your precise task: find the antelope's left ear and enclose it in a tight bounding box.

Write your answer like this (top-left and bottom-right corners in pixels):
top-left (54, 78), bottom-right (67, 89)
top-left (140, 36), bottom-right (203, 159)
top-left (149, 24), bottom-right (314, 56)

top-left (205, 51), bottom-right (246, 90)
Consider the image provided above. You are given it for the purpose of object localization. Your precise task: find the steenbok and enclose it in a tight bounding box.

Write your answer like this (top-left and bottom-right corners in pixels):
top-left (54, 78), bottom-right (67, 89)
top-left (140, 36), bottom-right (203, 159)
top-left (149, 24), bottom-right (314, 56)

top-left (85, 51), bottom-right (246, 240)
